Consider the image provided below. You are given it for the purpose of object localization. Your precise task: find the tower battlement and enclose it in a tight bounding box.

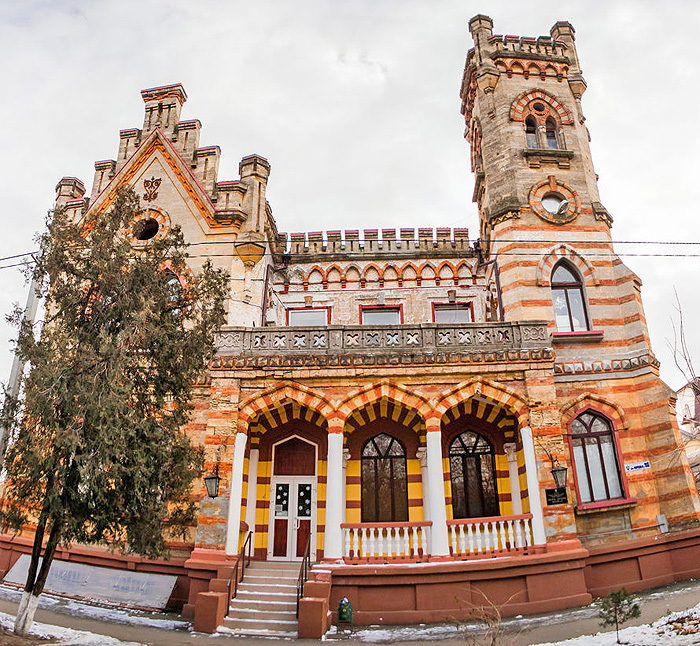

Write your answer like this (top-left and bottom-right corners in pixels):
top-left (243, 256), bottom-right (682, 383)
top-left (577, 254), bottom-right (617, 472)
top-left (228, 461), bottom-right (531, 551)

top-left (276, 227), bottom-right (473, 260)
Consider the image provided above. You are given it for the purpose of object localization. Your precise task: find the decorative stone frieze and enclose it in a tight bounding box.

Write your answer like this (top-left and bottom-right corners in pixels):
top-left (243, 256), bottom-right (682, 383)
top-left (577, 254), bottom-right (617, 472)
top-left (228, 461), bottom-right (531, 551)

top-left (213, 321), bottom-right (551, 369)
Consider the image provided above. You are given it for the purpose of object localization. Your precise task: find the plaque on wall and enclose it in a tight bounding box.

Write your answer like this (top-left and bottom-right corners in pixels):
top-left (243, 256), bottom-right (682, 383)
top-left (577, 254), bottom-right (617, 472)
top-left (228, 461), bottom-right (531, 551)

top-left (4, 555), bottom-right (176, 609)
top-left (545, 487), bottom-right (568, 505)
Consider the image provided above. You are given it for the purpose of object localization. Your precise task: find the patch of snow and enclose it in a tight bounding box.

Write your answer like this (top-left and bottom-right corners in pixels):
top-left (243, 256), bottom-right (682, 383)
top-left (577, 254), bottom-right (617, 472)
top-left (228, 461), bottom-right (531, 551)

top-left (0, 583), bottom-right (189, 631)
top-left (0, 610), bottom-right (145, 645)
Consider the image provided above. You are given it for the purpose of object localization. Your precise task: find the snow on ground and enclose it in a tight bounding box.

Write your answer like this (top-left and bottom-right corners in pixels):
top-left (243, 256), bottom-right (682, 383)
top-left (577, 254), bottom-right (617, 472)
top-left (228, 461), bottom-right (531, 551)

top-left (0, 610), bottom-right (145, 645)
top-left (0, 582), bottom-right (189, 631)
top-left (536, 605), bottom-right (700, 645)
top-left (350, 588), bottom-right (700, 645)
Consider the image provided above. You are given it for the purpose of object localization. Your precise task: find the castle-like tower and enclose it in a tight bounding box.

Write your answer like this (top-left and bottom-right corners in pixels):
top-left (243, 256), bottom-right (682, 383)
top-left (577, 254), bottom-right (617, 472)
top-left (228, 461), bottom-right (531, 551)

top-left (461, 15), bottom-right (698, 538)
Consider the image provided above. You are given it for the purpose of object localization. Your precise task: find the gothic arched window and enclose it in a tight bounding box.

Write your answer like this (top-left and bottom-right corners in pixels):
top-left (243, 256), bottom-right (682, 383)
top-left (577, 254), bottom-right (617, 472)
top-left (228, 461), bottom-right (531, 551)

top-left (551, 261), bottom-right (589, 332)
top-left (570, 411), bottom-right (623, 504)
top-left (525, 116), bottom-right (538, 149)
top-left (545, 117), bottom-right (559, 149)
top-left (449, 431), bottom-right (499, 518)
top-left (361, 433), bottom-right (408, 522)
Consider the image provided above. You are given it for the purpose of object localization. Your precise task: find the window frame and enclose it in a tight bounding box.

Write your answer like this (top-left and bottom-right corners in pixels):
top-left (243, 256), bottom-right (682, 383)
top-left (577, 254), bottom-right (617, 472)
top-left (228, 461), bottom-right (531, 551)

top-left (551, 261), bottom-right (591, 333)
top-left (525, 115), bottom-right (539, 149)
top-left (360, 433), bottom-right (409, 523)
top-left (566, 407), bottom-right (633, 510)
top-left (286, 306), bottom-right (331, 326)
top-left (431, 302), bottom-right (474, 324)
top-left (359, 304), bottom-right (403, 325)
top-left (448, 430), bottom-right (500, 519)
top-left (545, 117), bottom-right (559, 150)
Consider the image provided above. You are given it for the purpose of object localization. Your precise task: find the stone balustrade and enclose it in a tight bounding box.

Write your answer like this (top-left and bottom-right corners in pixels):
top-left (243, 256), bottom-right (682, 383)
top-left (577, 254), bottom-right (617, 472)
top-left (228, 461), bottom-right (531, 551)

top-left (341, 521), bottom-right (432, 563)
top-left (214, 322), bottom-right (550, 361)
top-left (447, 513), bottom-right (533, 558)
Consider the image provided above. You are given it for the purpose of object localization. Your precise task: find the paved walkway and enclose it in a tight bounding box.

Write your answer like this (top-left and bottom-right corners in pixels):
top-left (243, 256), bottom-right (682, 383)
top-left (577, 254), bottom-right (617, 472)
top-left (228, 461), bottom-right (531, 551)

top-left (3, 578), bottom-right (700, 645)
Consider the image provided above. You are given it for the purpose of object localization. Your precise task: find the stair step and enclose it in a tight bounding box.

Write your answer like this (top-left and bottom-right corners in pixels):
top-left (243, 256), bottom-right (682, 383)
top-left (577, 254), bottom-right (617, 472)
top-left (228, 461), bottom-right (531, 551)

top-left (223, 616), bottom-right (298, 632)
top-left (243, 574), bottom-right (298, 584)
top-left (237, 582), bottom-right (297, 594)
top-left (228, 607), bottom-right (297, 622)
top-left (247, 561), bottom-right (300, 570)
top-left (230, 598), bottom-right (297, 612)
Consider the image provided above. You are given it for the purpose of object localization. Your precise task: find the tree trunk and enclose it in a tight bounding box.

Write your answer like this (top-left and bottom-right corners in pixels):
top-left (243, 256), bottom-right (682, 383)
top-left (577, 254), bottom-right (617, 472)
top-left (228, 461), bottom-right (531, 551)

top-left (14, 517), bottom-right (62, 636)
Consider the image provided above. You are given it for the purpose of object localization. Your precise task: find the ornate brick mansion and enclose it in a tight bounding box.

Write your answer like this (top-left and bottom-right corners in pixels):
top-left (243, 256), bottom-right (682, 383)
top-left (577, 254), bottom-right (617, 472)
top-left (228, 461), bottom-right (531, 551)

top-left (4, 14), bottom-right (700, 638)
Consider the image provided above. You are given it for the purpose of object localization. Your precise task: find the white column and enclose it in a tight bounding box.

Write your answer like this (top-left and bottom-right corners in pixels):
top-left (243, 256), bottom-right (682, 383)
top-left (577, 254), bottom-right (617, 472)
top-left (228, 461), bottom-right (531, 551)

top-left (342, 448), bottom-right (351, 521)
top-left (225, 431), bottom-right (248, 555)
top-left (425, 429), bottom-right (450, 555)
top-left (416, 447), bottom-right (430, 523)
top-left (503, 442), bottom-right (522, 515)
top-left (520, 426), bottom-right (546, 545)
top-left (324, 432), bottom-right (344, 560)
top-left (244, 448), bottom-right (259, 541)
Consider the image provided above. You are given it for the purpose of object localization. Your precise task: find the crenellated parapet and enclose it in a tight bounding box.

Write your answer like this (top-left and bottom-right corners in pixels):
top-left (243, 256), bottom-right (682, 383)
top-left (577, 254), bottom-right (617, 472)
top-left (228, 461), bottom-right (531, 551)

top-left (275, 227), bottom-right (474, 262)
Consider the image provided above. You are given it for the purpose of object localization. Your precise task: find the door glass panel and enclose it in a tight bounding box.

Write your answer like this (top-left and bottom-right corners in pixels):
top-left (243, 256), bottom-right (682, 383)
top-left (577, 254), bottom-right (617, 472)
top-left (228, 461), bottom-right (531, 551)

top-left (297, 484), bottom-right (312, 518)
top-left (275, 483), bottom-right (289, 517)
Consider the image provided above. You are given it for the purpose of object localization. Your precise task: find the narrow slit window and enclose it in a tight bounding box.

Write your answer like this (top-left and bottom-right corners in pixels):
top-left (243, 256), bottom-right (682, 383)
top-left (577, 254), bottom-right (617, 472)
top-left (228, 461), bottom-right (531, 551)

top-left (546, 117), bottom-right (558, 149)
top-left (525, 116), bottom-right (538, 149)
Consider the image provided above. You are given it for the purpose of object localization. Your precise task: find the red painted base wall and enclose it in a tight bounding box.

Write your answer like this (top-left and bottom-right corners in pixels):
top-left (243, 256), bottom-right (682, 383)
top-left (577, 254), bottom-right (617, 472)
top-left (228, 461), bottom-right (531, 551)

top-left (322, 530), bottom-right (700, 626)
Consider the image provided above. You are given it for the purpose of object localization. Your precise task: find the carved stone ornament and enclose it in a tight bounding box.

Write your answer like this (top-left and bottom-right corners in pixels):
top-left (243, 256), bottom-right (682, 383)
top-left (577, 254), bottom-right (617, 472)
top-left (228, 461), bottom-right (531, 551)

top-left (143, 176), bottom-right (162, 202)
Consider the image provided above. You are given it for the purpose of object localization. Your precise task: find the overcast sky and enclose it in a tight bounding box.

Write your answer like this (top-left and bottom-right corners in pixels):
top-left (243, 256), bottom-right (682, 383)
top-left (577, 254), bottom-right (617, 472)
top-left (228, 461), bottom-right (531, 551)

top-left (0, 0), bottom-right (698, 392)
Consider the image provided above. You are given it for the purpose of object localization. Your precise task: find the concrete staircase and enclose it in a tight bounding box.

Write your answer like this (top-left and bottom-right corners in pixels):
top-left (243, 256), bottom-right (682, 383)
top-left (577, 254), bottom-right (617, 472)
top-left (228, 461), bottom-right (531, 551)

top-left (223, 561), bottom-right (300, 637)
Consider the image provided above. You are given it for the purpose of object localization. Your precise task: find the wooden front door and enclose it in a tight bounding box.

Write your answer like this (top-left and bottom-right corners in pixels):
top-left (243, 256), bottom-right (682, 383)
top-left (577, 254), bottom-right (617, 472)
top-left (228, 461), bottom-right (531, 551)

top-left (268, 436), bottom-right (317, 561)
top-left (269, 477), bottom-right (315, 560)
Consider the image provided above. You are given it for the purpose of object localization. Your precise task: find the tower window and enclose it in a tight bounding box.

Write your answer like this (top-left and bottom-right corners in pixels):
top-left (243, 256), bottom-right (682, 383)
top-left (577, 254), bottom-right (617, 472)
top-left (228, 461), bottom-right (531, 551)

top-left (570, 411), bottom-right (623, 504)
top-left (525, 116), bottom-right (538, 149)
top-left (546, 117), bottom-right (558, 149)
top-left (551, 262), bottom-right (589, 332)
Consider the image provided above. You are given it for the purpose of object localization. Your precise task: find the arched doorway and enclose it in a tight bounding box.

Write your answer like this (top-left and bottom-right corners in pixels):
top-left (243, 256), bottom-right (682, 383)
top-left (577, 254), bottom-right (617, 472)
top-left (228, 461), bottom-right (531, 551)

top-left (267, 436), bottom-right (317, 561)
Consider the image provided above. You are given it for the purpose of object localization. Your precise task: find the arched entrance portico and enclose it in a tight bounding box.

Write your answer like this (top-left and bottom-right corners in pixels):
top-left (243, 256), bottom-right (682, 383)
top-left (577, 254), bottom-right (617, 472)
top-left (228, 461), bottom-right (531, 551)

top-left (268, 435), bottom-right (317, 561)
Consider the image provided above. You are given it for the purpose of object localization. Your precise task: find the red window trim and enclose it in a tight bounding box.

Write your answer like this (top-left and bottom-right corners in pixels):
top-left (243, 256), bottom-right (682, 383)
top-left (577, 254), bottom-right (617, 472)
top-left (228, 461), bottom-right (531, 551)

top-left (564, 405), bottom-right (631, 507)
top-left (285, 306), bottom-right (332, 325)
top-left (574, 497), bottom-right (637, 514)
top-left (359, 304), bottom-right (404, 324)
top-left (431, 301), bottom-right (474, 323)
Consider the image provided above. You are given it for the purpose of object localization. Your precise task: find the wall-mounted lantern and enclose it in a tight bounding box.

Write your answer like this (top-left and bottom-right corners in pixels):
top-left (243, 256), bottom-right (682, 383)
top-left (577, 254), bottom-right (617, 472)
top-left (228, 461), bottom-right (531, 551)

top-left (203, 443), bottom-right (224, 498)
top-left (551, 463), bottom-right (568, 489)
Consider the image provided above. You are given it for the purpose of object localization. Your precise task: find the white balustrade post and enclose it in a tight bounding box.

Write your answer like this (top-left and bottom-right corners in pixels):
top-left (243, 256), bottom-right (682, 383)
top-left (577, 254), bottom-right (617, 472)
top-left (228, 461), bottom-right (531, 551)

top-left (520, 425), bottom-right (547, 545)
top-left (503, 442), bottom-right (522, 515)
top-left (324, 431), bottom-right (345, 560)
top-left (425, 424), bottom-right (450, 555)
top-left (225, 431), bottom-right (248, 555)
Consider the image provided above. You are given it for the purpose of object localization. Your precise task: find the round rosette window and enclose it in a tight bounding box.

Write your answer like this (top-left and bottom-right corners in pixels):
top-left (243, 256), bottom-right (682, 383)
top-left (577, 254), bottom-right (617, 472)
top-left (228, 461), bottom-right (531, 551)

top-left (125, 208), bottom-right (171, 246)
top-left (529, 177), bottom-right (580, 225)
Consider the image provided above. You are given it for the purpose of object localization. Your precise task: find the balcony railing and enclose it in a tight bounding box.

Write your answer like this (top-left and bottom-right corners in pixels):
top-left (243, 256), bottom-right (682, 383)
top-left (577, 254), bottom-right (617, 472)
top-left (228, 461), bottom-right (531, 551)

top-left (447, 513), bottom-right (533, 558)
top-left (341, 521), bottom-right (432, 563)
top-left (214, 321), bottom-right (550, 358)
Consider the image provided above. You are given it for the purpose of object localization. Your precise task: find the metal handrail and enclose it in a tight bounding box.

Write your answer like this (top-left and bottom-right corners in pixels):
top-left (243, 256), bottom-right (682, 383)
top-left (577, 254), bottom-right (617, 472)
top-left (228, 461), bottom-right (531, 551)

top-left (228, 531), bottom-right (253, 611)
top-left (296, 537), bottom-right (312, 618)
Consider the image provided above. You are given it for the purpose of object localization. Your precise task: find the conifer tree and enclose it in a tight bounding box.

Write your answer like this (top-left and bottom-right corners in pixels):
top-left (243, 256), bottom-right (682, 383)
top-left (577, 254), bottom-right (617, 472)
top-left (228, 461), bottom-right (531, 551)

top-left (0, 189), bottom-right (228, 635)
top-left (598, 588), bottom-right (641, 644)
